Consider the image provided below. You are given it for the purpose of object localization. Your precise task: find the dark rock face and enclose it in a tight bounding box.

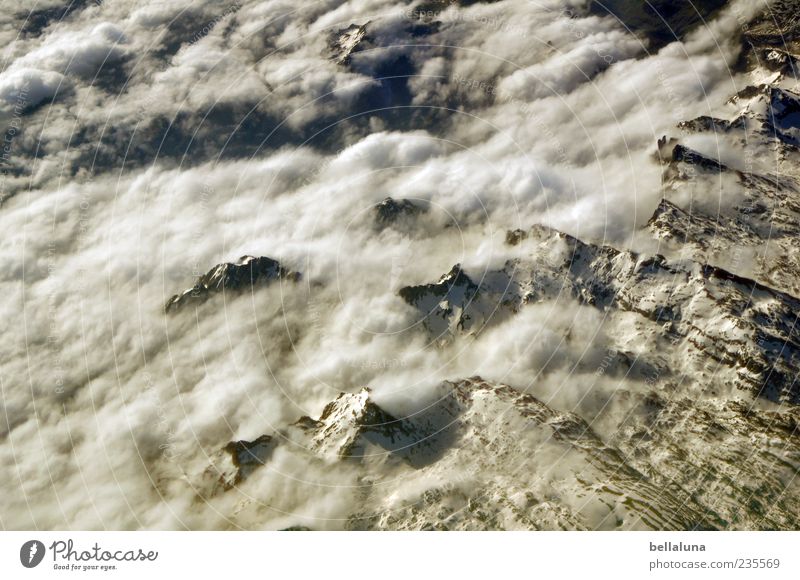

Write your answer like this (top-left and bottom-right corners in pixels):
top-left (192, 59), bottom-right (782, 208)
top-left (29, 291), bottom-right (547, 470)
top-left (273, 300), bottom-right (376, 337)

top-left (677, 115), bottom-right (747, 134)
top-left (374, 197), bottom-right (427, 227)
top-left (647, 199), bottom-right (756, 250)
top-left (753, 47), bottom-right (800, 76)
top-left (504, 228), bottom-right (528, 246)
top-left (221, 435), bottom-right (274, 488)
top-left (398, 222), bottom-right (800, 404)
top-left (670, 144), bottom-right (729, 172)
top-left (165, 255), bottom-right (300, 313)
top-left (657, 82), bottom-right (800, 298)
top-left (301, 388), bottom-right (429, 460)
top-left (205, 435), bottom-right (275, 492)
top-left (399, 264), bottom-right (482, 337)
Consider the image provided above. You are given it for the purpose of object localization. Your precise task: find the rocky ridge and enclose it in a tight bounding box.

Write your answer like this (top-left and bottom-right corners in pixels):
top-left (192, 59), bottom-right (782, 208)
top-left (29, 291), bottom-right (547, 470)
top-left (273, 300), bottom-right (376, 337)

top-left (204, 378), bottom-right (731, 530)
top-left (191, 3), bottom-right (800, 531)
top-left (165, 255), bottom-right (300, 313)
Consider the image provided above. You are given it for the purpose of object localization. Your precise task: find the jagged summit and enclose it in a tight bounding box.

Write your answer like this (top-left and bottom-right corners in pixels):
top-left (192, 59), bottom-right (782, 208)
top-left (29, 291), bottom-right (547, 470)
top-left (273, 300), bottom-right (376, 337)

top-left (205, 434), bottom-right (274, 492)
top-left (165, 255), bottom-right (300, 313)
top-left (399, 264), bottom-right (482, 339)
top-left (204, 377), bottom-right (800, 530)
top-left (669, 144), bottom-right (729, 172)
top-left (303, 388), bottom-right (409, 458)
top-left (766, 86), bottom-right (800, 146)
top-left (329, 23), bottom-right (370, 65)
top-left (182, 2), bottom-right (800, 532)
top-left (374, 197), bottom-right (427, 228)
top-left (399, 222), bottom-right (800, 404)
top-left (677, 115), bottom-right (748, 134)
top-left (654, 78), bottom-right (800, 296)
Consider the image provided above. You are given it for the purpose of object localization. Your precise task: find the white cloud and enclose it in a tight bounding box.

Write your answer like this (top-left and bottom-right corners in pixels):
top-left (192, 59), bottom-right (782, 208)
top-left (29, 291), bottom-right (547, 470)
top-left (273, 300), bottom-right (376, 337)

top-left (11, 22), bottom-right (128, 77)
top-left (0, 67), bottom-right (64, 110)
top-left (0, 0), bottom-right (775, 529)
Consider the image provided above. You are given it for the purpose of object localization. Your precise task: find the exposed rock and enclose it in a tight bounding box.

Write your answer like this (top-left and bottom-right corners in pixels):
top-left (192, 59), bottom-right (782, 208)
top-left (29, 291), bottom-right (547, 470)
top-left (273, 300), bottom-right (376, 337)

top-left (400, 224), bottom-right (800, 403)
top-left (751, 47), bottom-right (800, 77)
top-left (374, 197), bottom-right (427, 228)
top-left (348, 378), bottom-right (724, 530)
top-left (165, 255), bottom-right (300, 313)
top-left (201, 371), bottom-right (800, 529)
top-left (766, 86), bottom-right (800, 147)
top-left (647, 199), bottom-right (758, 251)
top-left (670, 144), bottom-right (729, 172)
top-left (328, 23), bottom-right (370, 65)
top-left (279, 526), bottom-right (313, 531)
top-left (206, 435), bottom-right (275, 492)
top-left (744, 0), bottom-right (800, 50)
top-left (677, 115), bottom-right (747, 134)
top-left (656, 81), bottom-right (800, 297)
top-left (196, 1), bottom-right (800, 532)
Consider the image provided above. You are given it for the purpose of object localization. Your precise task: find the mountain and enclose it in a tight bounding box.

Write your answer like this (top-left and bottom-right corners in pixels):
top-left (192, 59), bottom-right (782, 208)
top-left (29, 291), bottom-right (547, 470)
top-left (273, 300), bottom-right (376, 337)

top-left (401, 222), bottom-right (800, 404)
top-left (201, 376), bottom-right (800, 529)
top-left (194, 3), bottom-right (800, 529)
top-left (5, 0), bottom-right (800, 533)
top-left (374, 197), bottom-right (428, 229)
top-left (659, 85), bottom-right (800, 297)
top-left (165, 255), bottom-right (300, 313)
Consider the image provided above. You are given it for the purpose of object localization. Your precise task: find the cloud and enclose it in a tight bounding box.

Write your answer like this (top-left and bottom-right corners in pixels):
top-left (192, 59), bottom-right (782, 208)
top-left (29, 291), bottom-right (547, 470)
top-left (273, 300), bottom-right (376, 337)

top-left (9, 21), bottom-right (128, 78)
top-left (0, 0), bottom-right (775, 529)
top-left (0, 67), bottom-right (64, 111)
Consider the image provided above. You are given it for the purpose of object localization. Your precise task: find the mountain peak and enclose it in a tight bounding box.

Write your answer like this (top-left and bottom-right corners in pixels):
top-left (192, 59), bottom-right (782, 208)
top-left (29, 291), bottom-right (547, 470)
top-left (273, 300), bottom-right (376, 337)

top-left (310, 388), bottom-right (407, 458)
top-left (329, 23), bottom-right (370, 65)
top-left (165, 255), bottom-right (300, 313)
top-left (374, 197), bottom-right (427, 227)
top-left (205, 434), bottom-right (274, 493)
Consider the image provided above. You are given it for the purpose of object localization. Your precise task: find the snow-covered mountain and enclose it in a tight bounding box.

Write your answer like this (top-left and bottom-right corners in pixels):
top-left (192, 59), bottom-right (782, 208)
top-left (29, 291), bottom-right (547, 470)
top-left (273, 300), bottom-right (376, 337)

top-left (188, 11), bottom-right (800, 528)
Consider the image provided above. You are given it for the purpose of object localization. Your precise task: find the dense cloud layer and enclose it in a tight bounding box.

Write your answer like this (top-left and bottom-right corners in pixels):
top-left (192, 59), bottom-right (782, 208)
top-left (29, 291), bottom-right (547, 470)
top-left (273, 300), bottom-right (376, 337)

top-left (0, 0), bottom-right (777, 529)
